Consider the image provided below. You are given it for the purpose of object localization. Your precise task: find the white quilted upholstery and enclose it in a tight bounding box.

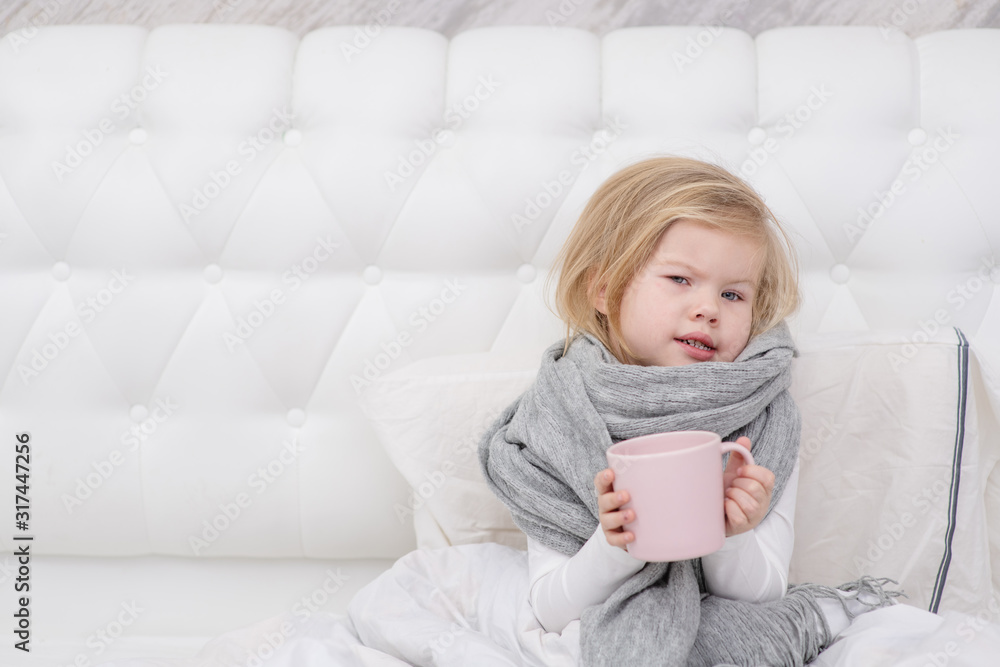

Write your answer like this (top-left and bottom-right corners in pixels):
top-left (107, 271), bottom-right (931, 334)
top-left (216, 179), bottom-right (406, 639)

top-left (0, 23), bottom-right (998, 656)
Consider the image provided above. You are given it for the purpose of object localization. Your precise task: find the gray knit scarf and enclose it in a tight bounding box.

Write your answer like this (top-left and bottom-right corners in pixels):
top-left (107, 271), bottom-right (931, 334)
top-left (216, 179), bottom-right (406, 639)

top-left (479, 321), bottom-right (833, 666)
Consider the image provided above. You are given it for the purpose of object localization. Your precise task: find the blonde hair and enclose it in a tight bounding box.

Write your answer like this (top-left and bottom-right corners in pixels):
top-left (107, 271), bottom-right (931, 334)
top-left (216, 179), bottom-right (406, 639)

top-left (547, 156), bottom-right (800, 362)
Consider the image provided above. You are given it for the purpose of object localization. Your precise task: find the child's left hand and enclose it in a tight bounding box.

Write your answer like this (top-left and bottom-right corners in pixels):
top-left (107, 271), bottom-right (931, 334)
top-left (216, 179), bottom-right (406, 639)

top-left (722, 436), bottom-right (775, 537)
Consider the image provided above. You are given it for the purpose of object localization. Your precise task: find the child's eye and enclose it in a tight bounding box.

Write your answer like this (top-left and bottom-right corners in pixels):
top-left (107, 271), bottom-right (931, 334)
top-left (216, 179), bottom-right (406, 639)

top-left (669, 276), bottom-right (688, 285)
top-left (722, 291), bottom-right (742, 301)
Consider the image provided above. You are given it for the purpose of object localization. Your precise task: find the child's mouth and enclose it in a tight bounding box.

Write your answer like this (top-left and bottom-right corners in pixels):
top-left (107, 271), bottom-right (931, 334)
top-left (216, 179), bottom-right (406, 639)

top-left (675, 338), bottom-right (716, 360)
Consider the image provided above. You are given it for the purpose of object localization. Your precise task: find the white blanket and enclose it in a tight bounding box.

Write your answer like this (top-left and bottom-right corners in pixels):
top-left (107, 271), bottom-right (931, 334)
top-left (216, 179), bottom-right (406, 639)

top-left (98, 542), bottom-right (1000, 667)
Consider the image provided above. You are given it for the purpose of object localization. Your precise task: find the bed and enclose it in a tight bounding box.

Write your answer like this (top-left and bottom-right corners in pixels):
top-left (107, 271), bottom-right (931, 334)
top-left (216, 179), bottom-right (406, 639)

top-left (0, 22), bottom-right (998, 666)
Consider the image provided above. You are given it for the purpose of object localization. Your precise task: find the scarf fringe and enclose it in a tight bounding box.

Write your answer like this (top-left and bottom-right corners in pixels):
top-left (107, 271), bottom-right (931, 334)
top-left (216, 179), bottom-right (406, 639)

top-left (689, 586), bottom-right (834, 667)
top-left (687, 579), bottom-right (906, 666)
top-left (790, 576), bottom-right (907, 623)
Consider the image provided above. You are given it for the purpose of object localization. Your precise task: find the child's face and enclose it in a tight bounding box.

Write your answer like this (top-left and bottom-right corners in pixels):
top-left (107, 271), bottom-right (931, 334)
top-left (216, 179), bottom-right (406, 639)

top-left (595, 219), bottom-right (760, 367)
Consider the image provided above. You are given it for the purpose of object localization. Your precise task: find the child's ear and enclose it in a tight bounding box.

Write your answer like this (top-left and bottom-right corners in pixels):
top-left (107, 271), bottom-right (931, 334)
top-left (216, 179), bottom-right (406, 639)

top-left (588, 269), bottom-right (609, 315)
top-left (593, 283), bottom-right (609, 315)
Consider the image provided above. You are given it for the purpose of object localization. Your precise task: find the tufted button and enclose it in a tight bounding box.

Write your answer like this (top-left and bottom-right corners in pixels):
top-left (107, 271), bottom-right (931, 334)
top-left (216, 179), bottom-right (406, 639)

top-left (991, 266), bottom-right (1000, 284)
top-left (517, 264), bottom-right (537, 284)
top-left (283, 129), bottom-right (302, 146)
top-left (287, 408), bottom-right (306, 427)
top-left (52, 261), bottom-right (70, 281)
top-left (129, 127), bottom-right (148, 145)
top-left (362, 265), bottom-right (382, 285)
top-left (130, 404), bottom-right (149, 422)
top-left (203, 264), bottom-right (223, 284)
top-left (907, 128), bottom-right (927, 146)
top-left (747, 127), bottom-right (767, 145)
top-left (830, 263), bottom-right (851, 284)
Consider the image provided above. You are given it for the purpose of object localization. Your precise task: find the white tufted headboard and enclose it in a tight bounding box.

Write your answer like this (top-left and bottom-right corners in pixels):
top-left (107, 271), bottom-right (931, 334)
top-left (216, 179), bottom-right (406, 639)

top-left (1, 22), bottom-right (999, 656)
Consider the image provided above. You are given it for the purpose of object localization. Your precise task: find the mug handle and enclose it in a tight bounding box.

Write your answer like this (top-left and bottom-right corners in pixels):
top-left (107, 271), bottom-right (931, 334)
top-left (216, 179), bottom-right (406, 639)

top-left (720, 442), bottom-right (755, 469)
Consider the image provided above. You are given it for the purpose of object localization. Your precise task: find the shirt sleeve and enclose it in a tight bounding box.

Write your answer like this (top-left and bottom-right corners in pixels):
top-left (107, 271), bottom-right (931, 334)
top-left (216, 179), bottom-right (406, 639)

top-left (526, 523), bottom-right (646, 634)
top-left (526, 461), bottom-right (800, 632)
top-left (700, 460), bottom-right (800, 603)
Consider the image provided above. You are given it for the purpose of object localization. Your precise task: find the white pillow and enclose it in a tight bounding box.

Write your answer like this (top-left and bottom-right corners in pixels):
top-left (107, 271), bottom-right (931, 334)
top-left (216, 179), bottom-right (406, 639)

top-left (361, 329), bottom-right (1000, 616)
top-left (360, 351), bottom-right (538, 550)
top-left (788, 328), bottom-right (999, 616)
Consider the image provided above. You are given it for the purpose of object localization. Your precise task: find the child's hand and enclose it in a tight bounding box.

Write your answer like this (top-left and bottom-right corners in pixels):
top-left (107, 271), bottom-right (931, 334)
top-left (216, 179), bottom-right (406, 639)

top-left (594, 468), bottom-right (634, 551)
top-left (723, 436), bottom-right (775, 537)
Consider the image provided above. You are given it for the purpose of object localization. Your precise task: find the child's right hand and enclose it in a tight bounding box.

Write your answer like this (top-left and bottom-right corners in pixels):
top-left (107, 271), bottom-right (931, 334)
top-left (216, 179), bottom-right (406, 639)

top-left (594, 468), bottom-right (634, 551)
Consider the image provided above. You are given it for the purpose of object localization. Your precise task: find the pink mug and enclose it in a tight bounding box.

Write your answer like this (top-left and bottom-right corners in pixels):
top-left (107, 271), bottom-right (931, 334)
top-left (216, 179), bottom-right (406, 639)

top-left (605, 430), bottom-right (754, 562)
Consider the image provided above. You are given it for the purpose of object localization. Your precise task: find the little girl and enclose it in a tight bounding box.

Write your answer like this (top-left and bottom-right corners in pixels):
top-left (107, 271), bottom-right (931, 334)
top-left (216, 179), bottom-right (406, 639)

top-left (479, 156), bottom-right (900, 666)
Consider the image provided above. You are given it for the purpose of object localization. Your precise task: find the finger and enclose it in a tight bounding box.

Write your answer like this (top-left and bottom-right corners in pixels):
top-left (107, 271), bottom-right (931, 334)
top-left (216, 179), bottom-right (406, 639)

top-left (594, 469), bottom-right (614, 495)
top-left (615, 507), bottom-right (635, 528)
top-left (724, 498), bottom-right (748, 530)
top-left (738, 463), bottom-right (774, 485)
top-left (598, 489), bottom-right (630, 514)
top-left (727, 463), bottom-right (774, 490)
top-left (733, 466), bottom-right (775, 495)
top-left (724, 496), bottom-right (746, 521)
top-left (597, 492), bottom-right (615, 514)
top-left (726, 477), bottom-right (761, 499)
top-left (727, 476), bottom-right (767, 499)
top-left (606, 529), bottom-right (635, 548)
top-left (600, 508), bottom-right (635, 531)
top-left (725, 486), bottom-right (761, 515)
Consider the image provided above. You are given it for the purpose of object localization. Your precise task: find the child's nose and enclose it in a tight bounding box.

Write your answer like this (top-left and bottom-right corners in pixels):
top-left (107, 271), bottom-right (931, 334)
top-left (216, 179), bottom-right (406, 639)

top-left (692, 293), bottom-right (719, 322)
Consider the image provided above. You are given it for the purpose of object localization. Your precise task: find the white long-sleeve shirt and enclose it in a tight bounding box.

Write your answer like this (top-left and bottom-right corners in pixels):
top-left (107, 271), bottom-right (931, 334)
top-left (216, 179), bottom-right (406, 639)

top-left (526, 461), bottom-right (800, 634)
